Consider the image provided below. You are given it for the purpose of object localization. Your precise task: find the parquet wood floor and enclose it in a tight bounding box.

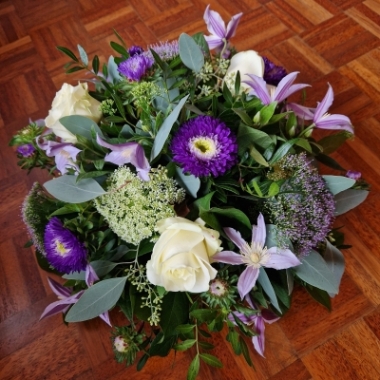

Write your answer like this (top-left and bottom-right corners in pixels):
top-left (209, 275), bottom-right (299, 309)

top-left (1, 1), bottom-right (380, 379)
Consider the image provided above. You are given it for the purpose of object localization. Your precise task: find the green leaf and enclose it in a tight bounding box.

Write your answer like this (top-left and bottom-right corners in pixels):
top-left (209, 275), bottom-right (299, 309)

top-left (179, 33), bottom-right (204, 72)
top-left (150, 95), bottom-right (189, 161)
top-left (239, 337), bottom-right (253, 367)
top-left (63, 260), bottom-right (119, 280)
top-left (198, 341), bottom-right (214, 350)
top-left (189, 308), bottom-right (217, 323)
top-left (110, 41), bottom-right (128, 56)
top-left (174, 339), bottom-right (196, 351)
top-left (187, 355), bottom-right (200, 380)
top-left (137, 354), bottom-right (149, 371)
top-left (233, 108), bottom-right (253, 126)
top-left (50, 203), bottom-right (82, 216)
top-left (92, 55), bottom-right (99, 74)
top-left (209, 207), bottom-right (251, 231)
top-left (59, 115), bottom-right (104, 140)
top-left (258, 268), bottom-right (282, 314)
top-left (237, 124), bottom-right (273, 152)
top-left (324, 240), bottom-right (345, 296)
top-left (192, 192), bottom-right (214, 213)
top-left (257, 102), bottom-right (277, 126)
top-left (65, 277), bottom-right (127, 322)
top-left (322, 175), bottom-right (355, 195)
top-left (57, 46), bottom-right (78, 61)
top-left (267, 182), bottom-right (279, 197)
top-left (315, 153), bottom-right (346, 171)
top-left (77, 44), bottom-right (88, 66)
top-left (199, 353), bottom-right (223, 368)
top-left (269, 138), bottom-right (298, 164)
top-left (318, 132), bottom-right (350, 154)
top-left (227, 330), bottom-right (241, 355)
top-left (294, 250), bottom-right (339, 294)
top-left (192, 32), bottom-right (210, 57)
top-left (334, 189), bottom-right (369, 216)
top-left (249, 145), bottom-right (269, 167)
top-left (43, 175), bottom-right (106, 203)
top-left (175, 166), bottom-right (200, 198)
top-left (305, 286), bottom-right (331, 310)
top-left (176, 324), bottom-right (196, 334)
top-left (76, 171), bottom-right (111, 181)
top-left (160, 292), bottom-right (189, 334)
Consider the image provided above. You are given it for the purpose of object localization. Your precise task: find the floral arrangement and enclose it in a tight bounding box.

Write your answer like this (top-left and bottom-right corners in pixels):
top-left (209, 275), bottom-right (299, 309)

top-left (10, 5), bottom-right (369, 379)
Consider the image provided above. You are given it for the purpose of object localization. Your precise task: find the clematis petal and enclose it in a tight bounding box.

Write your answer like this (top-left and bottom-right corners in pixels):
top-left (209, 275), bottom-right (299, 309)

top-left (225, 12), bottom-right (243, 39)
top-left (40, 291), bottom-right (84, 320)
top-left (238, 267), bottom-right (259, 300)
top-left (287, 103), bottom-right (315, 120)
top-left (251, 316), bottom-right (266, 357)
top-left (99, 311), bottom-right (112, 327)
top-left (261, 308), bottom-right (281, 324)
top-left (204, 35), bottom-right (224, 50)
top-left (314, 83), bottom-right (334, 122)
top-left (204, 5), bottom-right (226, 38)
top-left (212, 250), bottom-right (243, 265)
top-left (251, 213), bottom-right (266, 249)
top-left (314, 114), bottom-right (354, 133)
top-left (224, 227), bottom-right (246, 250)
top-left (85, 263), bottom-right (99, 287)
top-left (244, 74), bottom-right (271, 105)
top-left (264, 248), bottom-right (301, 270)
top-left (273, 72), bottom-right (310, 103)
top-left (47, 277), bottom-right (71, 298)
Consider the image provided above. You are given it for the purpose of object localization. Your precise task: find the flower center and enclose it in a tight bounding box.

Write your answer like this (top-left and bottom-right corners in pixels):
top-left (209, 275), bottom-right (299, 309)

top-left (209, 278), bottom-right (227, 297)
top-left (55, 240), bottom-right (69, 256)
top-left (189, 136), bottom-right (219, 160)
top-left (240, 242), bottom-right (270, 268)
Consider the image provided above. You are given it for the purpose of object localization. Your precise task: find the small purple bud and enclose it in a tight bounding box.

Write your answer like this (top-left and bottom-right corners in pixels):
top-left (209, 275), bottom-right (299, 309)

top-left (128, 45), bottom-right (144, 56)
top-left (346, 170), bottom-right (361, 180)
top-left (17, 143), bottom-right (35, 157)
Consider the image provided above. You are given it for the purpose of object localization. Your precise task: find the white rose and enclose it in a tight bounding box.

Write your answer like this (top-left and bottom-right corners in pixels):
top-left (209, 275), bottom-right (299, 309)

top-left (223, 50), bottom-right (265, 94)
top-left (146, 217), bottom-right (222, 293)
top-left (45, 82), bottom-right (102, 143)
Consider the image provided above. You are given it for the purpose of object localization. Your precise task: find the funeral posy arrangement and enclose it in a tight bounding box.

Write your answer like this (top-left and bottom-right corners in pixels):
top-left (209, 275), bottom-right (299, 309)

top-left (10, 5), bottom-right (369, 378)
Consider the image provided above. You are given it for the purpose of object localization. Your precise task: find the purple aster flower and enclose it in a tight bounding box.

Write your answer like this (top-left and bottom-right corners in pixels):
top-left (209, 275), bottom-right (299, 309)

top-left (170, 115), bottom-right (238, 178)
top-left (128, 45), bottom-right (144, 56)
top-left (213, 213), bottom-right (301, 299)
top-left (229, 295), bottom-right (280, 357)
top-left (44, 217), bottom-right (88, 274)
top-left (244, 71), bottom-right (310, 106)
top-left (17, 143), bottom-right (35, 157)
top-left (263, 57), bottom-right (287, 86)
top-left (142, 40), bottom-right (179, 62)
top-left (346, 170), bottom-right (361, 180)
top-left (203, 5), bottom-right (242, 51)
top-left (96, 135), bottom-right (150, 181)
top-left (118, 55), bottom-right (153, 82)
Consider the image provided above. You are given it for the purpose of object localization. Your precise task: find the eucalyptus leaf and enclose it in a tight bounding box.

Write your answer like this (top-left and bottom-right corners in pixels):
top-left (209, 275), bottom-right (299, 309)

top-left (77, 44), bottom-right (88, 66)
top-left (179, 33), bottom-right (204, 72)
top-left (107, 55), bottom-right (122, 82)
top-left (324, 240), bottom-right (345, 297)
top-left (257, 268), bottom-right (282, 314)
top-left (175, 166), bottom-right (200, 198)
top-left (334, 189), bottom-right (369, 215)
top-left (65, 277), bottom-right (127, 322)
top-left (62, 260), bottom-right (120, 280)
top-left (150, 95), bottom-right (189, 161)
top-left (44, 175), bottom-right (106, 203)
top-left (322, 175), bottom-right (355, 195)
top-left (294, 250), bottom-right (339, 294)
top-left (59, 115), bottom-right (104, 140)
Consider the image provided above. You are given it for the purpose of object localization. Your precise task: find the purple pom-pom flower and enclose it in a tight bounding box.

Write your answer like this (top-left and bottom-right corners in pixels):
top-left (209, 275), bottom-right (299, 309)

top-left (17, 143), bottom-right (36, 157)
top-left (44, 217), bottom-right (88, 274)
top-left (128, 45), bottom-right (144, 56)
top-left (118, 55), bottom-right (153, 82)
top-left (170, 115), bottom-right (238, 178)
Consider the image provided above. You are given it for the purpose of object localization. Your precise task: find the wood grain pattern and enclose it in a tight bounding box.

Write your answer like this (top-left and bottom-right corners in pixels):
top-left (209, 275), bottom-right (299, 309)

top-left (1, 1), bottom-right (380, 379)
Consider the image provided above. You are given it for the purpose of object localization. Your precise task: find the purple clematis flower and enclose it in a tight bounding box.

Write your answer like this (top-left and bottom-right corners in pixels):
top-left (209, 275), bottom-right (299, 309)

top-left (346, 170), bottom-right (361, 180)
top-left (85, 263), bottom-right (99, 287)
top-left (213, 213), bottom-right (301, 299)
top-left (229, 295), bottom-right (280, 357)
top-left (40, 277), bottom-right (111, 326)
top-left (36, 135), bottom-right (81, 175)
top-left (96, 135), bottom-right (150, 181)
top-left (244, 72), bottom-right (310, 106)
top-left (203, 5), bottom-right (242, 52)
top-left (287, 85), bottom-right (354, 133)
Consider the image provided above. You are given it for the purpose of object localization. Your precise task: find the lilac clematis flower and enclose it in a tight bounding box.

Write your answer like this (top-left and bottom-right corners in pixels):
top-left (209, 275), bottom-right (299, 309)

top-left (244, 72), bottom-right (310, 106)
top-left (40, 277), bottom-right (111, 326)
top-left (288, 85), bottom-right (354, 133)
top-left (85, 263), bottom-right (99, 287)
top-left (346, 170), bottom-right (361, 180)
top-left (229, 295), bottom-right (280, 357)
top-left (312, 84), bottom-right (354, 133)
top-left (203, 5), bottom-right (242, 52)
top-left (96, 135), bottom-right (150, 181)
top-left (213, 213), bottom-right (301, 299)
